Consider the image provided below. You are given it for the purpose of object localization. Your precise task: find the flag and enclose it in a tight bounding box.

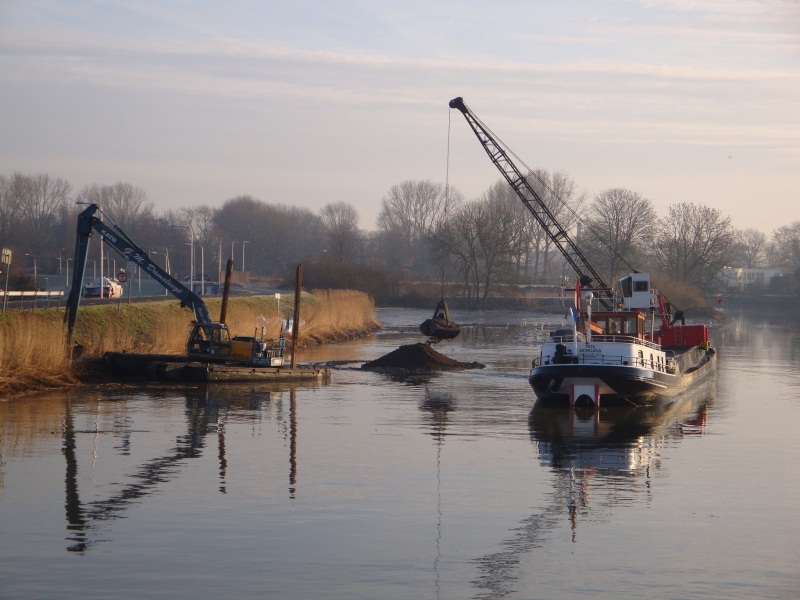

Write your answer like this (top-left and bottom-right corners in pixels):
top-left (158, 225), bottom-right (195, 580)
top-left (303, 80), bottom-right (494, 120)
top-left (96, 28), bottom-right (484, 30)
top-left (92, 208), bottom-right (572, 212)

top-left (573, 277), bottom-right (581, 323)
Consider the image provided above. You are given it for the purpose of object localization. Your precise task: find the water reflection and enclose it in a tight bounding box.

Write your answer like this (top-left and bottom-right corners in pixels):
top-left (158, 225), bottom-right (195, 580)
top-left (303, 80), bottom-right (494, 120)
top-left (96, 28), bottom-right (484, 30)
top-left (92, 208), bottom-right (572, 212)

top-left (61, 383), bottom-right (308, 553)
top-left (472, 384), bottom-right (714, 598)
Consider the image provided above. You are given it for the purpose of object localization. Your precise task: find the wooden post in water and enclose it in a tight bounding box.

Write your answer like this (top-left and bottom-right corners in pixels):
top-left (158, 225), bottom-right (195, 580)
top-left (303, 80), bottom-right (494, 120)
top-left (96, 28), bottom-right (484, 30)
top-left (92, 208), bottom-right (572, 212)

top-left (219, 258), bottom-right (233, 324)
top-left (291, 264), bottom-right (302, 368)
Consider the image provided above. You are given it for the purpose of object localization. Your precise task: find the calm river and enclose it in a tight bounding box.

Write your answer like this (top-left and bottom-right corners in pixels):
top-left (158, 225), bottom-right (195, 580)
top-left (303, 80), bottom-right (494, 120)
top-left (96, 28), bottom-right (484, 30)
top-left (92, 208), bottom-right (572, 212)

top-left (1, 306), bottom-right (799, 599)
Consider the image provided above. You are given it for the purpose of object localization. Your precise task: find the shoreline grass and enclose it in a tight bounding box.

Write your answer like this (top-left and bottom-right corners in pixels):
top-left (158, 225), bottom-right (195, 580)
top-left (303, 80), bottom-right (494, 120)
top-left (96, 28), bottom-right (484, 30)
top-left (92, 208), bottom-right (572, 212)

top-left (0, 289), bottom-right (381, 401)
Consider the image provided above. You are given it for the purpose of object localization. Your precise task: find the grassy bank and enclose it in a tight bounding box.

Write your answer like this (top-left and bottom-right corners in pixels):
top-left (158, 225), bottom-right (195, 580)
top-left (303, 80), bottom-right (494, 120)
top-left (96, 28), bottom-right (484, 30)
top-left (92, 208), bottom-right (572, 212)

top-left (0, 289), bottom-right (380, 400)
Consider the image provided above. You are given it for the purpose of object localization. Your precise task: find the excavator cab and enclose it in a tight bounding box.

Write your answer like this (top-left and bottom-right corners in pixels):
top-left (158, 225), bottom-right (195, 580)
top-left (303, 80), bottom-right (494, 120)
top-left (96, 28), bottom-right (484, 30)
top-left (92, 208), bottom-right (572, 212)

top-left (186, 323), bottom-right (233, 357)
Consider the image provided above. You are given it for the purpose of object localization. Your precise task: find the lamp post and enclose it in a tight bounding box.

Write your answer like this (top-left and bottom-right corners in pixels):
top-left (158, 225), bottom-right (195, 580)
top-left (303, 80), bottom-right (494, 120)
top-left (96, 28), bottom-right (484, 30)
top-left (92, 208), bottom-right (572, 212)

top-left (231, 241), bottom-right (237, 270)
top-left (188, 244), bottom-right (205, 295)
top-left (105, 256), bottom-right (116, 279)
top-left (242, 240), bottom-right (249, 273)
top-left (1, 248), bottom-right (11, 313)
top-left (218, 241), bottom-right (222, 286)
top-left (59, 248), bottom-right (65, 275)
top-left (150, 250), bottom-right (169, 295)
top-left (24, 254), bottom-right (38, 289)
top-left (89, 259), bottom-right (96, 280)
top-left (65, 258), bottom-right (71, 290)
top-left (171, 224), bottom-right (194, 293)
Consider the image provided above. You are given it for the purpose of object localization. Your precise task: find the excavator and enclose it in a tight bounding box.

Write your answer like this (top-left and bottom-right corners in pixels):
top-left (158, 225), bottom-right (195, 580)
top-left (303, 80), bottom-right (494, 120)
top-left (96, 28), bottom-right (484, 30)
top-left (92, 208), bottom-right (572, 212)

top-left (64, 203), bottom-right (284, 366)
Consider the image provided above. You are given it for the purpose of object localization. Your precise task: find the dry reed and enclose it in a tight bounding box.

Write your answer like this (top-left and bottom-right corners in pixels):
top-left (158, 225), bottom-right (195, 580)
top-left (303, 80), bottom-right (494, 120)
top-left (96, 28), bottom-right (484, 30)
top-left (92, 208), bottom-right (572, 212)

top-left (0, 310), bottom-right (78, 397)
top-left (0, 290), bottom-right (380, 400)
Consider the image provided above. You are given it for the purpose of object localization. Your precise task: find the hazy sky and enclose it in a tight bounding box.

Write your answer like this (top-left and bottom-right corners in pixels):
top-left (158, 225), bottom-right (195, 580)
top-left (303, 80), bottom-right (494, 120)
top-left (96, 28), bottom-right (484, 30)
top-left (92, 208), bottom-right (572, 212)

top-left (1, 0), bottom-right (798, 233)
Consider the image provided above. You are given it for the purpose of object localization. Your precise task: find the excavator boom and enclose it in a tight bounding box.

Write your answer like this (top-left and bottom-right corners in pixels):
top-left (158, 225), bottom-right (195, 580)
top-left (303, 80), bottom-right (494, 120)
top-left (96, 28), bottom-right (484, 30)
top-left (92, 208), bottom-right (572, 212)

top-left (65, 204), bottom-right (211, 341)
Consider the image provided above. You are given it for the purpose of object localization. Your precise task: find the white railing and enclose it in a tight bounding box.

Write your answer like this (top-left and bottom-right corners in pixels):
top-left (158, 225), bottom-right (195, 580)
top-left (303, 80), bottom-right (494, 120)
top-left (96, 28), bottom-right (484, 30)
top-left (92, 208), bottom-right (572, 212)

top-left (1, 290), bottom-right (65, 312)
top-left (0, 290), bottom-right (65, 299)
top-left (552, 334), bottom-right (662, 351)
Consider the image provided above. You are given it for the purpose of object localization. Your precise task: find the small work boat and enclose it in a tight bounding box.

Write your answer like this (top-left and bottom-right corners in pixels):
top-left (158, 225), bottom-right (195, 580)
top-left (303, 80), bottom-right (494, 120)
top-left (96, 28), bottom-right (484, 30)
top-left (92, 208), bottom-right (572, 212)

top-left (419, 300), bottom-right (461, 341)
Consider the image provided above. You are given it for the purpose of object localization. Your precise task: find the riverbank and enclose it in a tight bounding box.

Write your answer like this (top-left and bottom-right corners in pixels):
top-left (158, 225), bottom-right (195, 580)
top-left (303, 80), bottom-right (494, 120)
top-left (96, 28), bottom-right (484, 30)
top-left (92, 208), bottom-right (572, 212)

top-left (0, 289), bottom-right (381, 400)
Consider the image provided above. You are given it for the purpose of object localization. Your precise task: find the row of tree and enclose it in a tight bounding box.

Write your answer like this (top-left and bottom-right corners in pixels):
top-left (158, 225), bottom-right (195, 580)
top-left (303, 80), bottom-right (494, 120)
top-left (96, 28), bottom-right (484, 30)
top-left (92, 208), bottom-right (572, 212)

top-left (1, 171), bottom-right (797, 305)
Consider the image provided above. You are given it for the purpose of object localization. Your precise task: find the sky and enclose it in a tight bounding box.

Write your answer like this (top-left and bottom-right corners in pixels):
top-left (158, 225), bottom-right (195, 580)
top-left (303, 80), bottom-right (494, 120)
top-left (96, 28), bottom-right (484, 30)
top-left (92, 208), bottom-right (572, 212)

top-left (1, 0), bottom-right (798, 234)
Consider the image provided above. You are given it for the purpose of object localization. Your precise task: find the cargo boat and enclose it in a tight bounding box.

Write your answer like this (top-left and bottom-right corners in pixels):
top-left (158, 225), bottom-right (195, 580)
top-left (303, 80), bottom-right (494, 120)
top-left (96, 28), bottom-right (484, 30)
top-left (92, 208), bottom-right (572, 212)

top-left (529, 273), bottom-right (716, 406)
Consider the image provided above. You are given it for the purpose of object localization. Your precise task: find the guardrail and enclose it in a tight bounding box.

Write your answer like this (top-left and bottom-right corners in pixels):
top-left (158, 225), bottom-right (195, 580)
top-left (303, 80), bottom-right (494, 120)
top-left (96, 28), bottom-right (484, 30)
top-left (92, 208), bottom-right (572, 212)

top-left (1, 290), bottom-right (65, 312)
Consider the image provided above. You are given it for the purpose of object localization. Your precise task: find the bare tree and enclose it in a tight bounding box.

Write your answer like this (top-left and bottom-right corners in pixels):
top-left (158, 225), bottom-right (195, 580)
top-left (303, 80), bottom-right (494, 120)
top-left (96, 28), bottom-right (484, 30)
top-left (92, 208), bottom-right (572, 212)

top-left (472, 189), bottom-right (520, 306)
top-left (768, 221), bottom-right (800, 277)
top-left (431, 203), bottom-right (480, 306)
top-left (214, 195), bottom-right (325, 275)
top-left (580, 188), bottom-right (657, 283)
top-left (79, 182), bottom-right (153, 227)
top-left (0, 175), bottom-right (21, 248)
top-left (431, 186), bottom-right (519, 307)
top-left (523, 169), bottom-right (587, 283)
top-left (733, 228), bottom-right (767, 268)
top-left (11, 173), bottom-right (72, 254)
top-left (376, 180), bottom-right (460, 272)
top-left (320, 202), bottom-right (362, 264)
top-left (653, 203), bottom-right (736, 286)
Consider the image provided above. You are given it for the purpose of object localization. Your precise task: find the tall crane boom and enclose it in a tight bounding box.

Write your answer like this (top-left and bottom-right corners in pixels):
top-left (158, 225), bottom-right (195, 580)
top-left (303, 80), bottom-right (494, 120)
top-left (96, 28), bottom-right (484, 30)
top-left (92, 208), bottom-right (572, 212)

top-left (448, 96), bottom-right (615, 309)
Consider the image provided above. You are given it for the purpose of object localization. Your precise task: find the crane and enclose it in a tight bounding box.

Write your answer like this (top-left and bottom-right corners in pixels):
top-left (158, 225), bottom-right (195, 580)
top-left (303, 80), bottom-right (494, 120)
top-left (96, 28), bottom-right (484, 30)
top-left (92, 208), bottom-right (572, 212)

top-left (448, 96), bottom-right (616, 311)
top-left (448, 97), bottom-right (707, 346)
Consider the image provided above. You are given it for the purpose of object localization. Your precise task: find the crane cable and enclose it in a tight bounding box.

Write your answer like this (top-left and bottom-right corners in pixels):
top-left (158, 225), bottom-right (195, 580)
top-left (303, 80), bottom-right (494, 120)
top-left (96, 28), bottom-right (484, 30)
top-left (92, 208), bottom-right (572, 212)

top-left (440, 108), bottom-right (452, 299)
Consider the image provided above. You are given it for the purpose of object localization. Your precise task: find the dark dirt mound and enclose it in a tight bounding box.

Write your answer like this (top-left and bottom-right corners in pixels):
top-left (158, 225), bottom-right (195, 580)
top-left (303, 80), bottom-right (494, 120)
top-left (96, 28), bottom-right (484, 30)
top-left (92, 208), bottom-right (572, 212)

top-left (361, 343), bottom-right (485, 372)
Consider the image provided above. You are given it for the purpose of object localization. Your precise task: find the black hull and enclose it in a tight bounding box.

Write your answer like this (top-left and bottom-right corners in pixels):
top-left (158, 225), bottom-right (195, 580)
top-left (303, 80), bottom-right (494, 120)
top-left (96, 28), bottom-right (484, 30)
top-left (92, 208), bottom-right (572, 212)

top-left (529, 347), bottom-right (716, 406)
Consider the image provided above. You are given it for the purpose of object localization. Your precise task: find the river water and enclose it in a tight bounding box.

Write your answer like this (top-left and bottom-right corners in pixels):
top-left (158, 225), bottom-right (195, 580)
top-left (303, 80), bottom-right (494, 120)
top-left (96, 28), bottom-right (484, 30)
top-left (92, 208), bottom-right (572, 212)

top-left (1, 306), bottom-right (799, 599)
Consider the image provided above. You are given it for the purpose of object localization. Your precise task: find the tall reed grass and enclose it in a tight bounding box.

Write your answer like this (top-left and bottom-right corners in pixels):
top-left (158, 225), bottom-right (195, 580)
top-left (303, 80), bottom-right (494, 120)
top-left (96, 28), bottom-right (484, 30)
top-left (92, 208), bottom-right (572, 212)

top-left (0, 311), bottom-right (76, 397)
top-left (0, 290), bottom-right (380, 399)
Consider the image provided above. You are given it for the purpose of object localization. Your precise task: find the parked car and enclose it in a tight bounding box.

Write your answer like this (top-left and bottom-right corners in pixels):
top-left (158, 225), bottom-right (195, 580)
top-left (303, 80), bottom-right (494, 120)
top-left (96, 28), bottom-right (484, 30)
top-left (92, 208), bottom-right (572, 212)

top-left (83, 277), bottom-right (123, 299)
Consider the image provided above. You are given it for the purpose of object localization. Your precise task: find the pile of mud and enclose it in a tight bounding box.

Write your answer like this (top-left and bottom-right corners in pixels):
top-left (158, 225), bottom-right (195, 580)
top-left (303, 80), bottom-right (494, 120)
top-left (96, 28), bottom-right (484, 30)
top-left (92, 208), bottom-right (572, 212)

top-left (361, 343), bottom-right (484, 372)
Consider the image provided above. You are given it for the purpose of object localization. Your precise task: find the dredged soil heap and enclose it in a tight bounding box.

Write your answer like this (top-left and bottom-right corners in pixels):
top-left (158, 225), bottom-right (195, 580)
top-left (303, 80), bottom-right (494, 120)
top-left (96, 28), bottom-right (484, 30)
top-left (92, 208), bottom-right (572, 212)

top-left (361, 342), bottom-right (484, 371)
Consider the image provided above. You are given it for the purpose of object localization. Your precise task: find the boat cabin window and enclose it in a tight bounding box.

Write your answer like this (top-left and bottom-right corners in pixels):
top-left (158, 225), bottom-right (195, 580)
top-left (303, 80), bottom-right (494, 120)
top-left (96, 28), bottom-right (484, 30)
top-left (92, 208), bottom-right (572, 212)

top-left (620, 276), bottom-right (632, 298)
top-left (593, 311), bottom-right (645, 338)
top-left (621, 317), bottom-right (638, 335)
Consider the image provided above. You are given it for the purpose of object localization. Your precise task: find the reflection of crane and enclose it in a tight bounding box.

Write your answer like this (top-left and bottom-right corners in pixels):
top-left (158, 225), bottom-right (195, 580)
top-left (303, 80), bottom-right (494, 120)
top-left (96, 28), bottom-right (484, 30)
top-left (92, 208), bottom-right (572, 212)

top-left (471, 390), bottom-right (713, 597)
top-left (62, 385), bottom-right (299, 553)
top-left (419, 389), bottom-right (455, 600)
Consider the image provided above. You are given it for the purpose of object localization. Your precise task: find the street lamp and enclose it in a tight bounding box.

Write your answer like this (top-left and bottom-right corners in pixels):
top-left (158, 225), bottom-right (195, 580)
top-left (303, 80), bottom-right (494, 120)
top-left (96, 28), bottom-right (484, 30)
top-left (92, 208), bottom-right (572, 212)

top-left (186, 243), bottom-right (205, 295)
top-left (150, 250), bottom-right (170, 295)
top-left (199, 245), bottom-right (205, 295)
top-left (231, 241), bottom-right (237, 270)
top-left (24, 254), bottom-right (38, 289)
top-left (217, 241), bottom-right (222, 285)
top-left (105, 256), bottom-right (116, 278)
top-left (171, 224), bottom-right (194, 293)
top-left (242, 240), bottom-right (249, 273)
top-left (59, 248), bottom-right (65, 275)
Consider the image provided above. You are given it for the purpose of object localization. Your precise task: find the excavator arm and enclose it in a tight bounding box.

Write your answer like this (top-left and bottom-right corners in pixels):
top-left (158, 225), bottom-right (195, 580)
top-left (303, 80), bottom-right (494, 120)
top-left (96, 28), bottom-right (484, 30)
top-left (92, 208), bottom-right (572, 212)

top-left (449, 96), bottom-right (615, 310)
top-left (65, 204), bottom-right (211, 341)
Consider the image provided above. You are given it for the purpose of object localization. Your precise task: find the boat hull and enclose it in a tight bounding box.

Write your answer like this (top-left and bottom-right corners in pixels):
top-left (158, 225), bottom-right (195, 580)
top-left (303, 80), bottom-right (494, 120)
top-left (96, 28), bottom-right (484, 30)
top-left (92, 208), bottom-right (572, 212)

top-left (529, 346), bottom-right (716, 406)
top-left (102, 352), bottom-right (331, 383)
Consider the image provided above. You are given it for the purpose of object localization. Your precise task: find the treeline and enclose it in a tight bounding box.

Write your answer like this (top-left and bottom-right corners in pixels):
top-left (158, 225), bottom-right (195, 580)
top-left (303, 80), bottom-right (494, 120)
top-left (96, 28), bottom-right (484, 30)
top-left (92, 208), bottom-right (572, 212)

top-left (1, 171), bottom-right (798, 306)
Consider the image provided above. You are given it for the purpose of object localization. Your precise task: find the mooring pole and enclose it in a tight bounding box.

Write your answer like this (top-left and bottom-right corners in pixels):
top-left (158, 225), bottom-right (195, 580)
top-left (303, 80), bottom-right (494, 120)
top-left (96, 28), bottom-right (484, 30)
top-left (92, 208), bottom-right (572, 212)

top-left (291, 264), bottom-right (302, 368)
top-left (219, 258), bottom-right (233, 324)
